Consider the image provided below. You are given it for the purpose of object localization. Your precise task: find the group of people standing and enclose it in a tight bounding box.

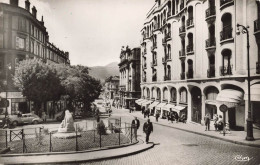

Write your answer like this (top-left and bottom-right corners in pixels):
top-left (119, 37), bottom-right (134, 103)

top-left (132, 117), bottom-right (153, 144)
top-left (204, 113), bottom-right (224, 131)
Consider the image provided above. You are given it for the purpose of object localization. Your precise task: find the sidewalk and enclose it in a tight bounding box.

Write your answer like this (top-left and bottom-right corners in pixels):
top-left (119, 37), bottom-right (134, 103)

top-left (0, 138), bottom-right (154, 164)
top-left (126, 109), bottom-right (260, 148)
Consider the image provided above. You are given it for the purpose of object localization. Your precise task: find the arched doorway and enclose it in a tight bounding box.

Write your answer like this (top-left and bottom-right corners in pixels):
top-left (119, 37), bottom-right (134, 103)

top-left (205, 86), bottom-right (219, 119)
top-left (191, 87), bottom-right (202, 123)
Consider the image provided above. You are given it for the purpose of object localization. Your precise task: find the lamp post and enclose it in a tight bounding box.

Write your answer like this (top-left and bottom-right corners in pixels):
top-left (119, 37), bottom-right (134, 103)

top-left (236, 23), bottom-right (254, 141)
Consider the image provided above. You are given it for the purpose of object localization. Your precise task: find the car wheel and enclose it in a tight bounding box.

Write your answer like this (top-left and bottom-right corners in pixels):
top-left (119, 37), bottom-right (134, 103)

top-left (33, 120), bottom-right (39, 124)
top-left (12, 121), bottom-right (18, 127)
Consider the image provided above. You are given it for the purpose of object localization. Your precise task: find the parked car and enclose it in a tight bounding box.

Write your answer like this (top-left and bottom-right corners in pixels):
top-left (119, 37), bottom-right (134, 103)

top-left (9, 113), bottom-right (43, 126)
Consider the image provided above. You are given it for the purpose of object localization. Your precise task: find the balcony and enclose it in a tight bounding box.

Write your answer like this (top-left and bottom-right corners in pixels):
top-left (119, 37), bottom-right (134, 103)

top-left (205, 7), bottom-right (216, 21)
top-left (256, 62), bottom-right (260, 74)
top-left (164, 75), bottom-right (171, 81)
top-left (186, 17), bottom-right (194, 28)
top-left (220, 65), bottom-right (232, 76)
top-left (165, 31), bottom-right (171, 40)
top-left (220, 0), bottom-right (234, 10)
top-left (118, 58), bottom-right (128, 66)
top-left (167, 12), bottom-right (171, 18)
top-left (180, 3), bottom-right (184, 10)
top-left (220, 26), bottom-right (233, 42)
top-left (207, 66), bottom-right (215, 78)
top-left (144, 48), bottom-right (147, 54)
top-left (186, 70), bottom-right (193, 79)
top-left (179, 50), bottom-right (186, 58)
top-left (179, 26), bottom-right (186, 36)
top-left (205, 37), bottom-right (216, 49)
top-left (254, 19), bottom-right (260, 34)
top-left (180, 72), bottom-right (185, 80)
top-left (186, 44), bottom-right (194, 54)
top-left (154, 23), bottom-right (159, 32)
top-left (150, 60), bottom-right (157, 67)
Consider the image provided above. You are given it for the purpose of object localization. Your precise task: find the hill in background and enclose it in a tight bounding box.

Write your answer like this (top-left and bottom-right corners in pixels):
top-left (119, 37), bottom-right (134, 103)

top-left (89, 62), bottom-right (119, 82)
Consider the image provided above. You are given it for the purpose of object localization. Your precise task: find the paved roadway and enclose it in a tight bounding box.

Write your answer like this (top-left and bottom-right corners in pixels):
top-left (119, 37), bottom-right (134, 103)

top-left (75, 108), bottom-right (260, 165)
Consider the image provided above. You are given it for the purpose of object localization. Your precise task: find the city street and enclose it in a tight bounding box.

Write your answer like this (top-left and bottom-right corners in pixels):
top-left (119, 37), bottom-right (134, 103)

top-left (77, 108), bottom-right (260, 165)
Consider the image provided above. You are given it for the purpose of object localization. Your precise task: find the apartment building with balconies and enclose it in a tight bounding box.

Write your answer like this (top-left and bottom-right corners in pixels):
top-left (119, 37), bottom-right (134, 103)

top-left (119, 46), bottom-right (141, 109)
top-left (139, 0), bottom-right (260, 130)
top-left (0, 0), bottom-right (70, 116)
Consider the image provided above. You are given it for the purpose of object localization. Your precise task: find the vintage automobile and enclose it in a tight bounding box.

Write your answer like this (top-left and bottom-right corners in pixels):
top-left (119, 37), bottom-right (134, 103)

top-left (9, 113), bottom-right (43, 126)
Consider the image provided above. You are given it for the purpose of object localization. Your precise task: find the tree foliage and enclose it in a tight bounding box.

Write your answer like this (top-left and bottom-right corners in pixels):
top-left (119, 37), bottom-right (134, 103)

top-left (13, 59), bottom-right (102, 114)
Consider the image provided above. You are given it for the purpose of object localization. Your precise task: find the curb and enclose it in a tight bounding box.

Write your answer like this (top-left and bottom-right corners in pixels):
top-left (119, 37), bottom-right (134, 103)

top-left (0, 139), bottom-right (154, 164)
top-left (132, 114), bottom-right (260, 148)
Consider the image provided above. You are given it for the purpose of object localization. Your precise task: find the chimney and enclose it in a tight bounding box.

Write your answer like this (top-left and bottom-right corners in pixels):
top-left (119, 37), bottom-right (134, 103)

top-left (10, 0), bottom-right (18, 6)
top-left (41, 16), bottom-right (44, 25)
top-left (25, 0), bottom-right (30, 11)
top-left (32, 6), bottom-right (37, 18)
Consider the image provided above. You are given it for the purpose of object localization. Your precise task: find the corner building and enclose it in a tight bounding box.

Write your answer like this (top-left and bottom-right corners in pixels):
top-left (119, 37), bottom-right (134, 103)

top-left (140, 0), bottom-right (260, 130)
top-left (119, 46), bottom-right (141, 110)
top-left (0, 0), bottom-right (70, 116)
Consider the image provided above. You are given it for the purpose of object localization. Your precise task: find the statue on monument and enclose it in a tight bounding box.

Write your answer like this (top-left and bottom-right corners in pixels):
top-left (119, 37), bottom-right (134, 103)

top-left (58, 110), bottom-right (75, 133)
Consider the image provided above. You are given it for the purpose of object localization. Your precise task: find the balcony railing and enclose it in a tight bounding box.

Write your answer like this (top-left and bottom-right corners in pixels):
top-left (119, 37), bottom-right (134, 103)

top-left (186, 17), bottom-right (194, 27)
top-left (179, 49), bottom-right (186, 58)
top-left (164, 75), bottom-right (171, 81)
top-left (167, 12), bottom-right (171, 18)
top-left (186, 69), bottom-right (193, 79)
top-left (180, 3), bottom-right (184, 10)
top-left (220, 26), bottom-right (233, 41)
top-left (154, 24), bottom-right (159, 31)
top-left (180, 72), bottom-right (185, 80)
top-left (205, 37), bottom-right (216, 48)
top-left (179, 26), bottom-right (186, 34)
top-left (205, 7), bottom-right (216, 19)
top-left (165, 31), bottom-right (171, 40)
top-left (162, 57), bottom-right (166, 64)
top-left (254, 19), bottom-right (260, 33)
top-left (220, 65), bottom-right (232, 76)
top-left (207, 66), bottom-right (215, 78)
top-left (220, 0), bottom-right (233, 8)
top-left (150, 60), bottom-right (157, 67)
top-left (144, 48), bottom-right (147, 54)
top-left (256, 62), bottom-right (260, 74)
top-left (187, 44), bottom-right (194, 53)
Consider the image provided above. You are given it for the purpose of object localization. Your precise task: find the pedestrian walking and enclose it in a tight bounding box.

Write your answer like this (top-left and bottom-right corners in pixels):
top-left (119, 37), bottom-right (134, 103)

top-left (143, 119), bottom-right (153, 144)
top-left (204, 113), bottom-right (211, 131)
top-left (155, 111), bottom-right (160, 122)
top-left (175, 112), bottom-right (179, 123)
top-left (213, 114), bottom-right (219, 131)
top-left (131, 117), bottom-right (140, 141)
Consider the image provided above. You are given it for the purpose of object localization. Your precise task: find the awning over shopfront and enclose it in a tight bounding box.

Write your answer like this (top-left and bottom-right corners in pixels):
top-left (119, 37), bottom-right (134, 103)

top-left (148, 101), bottom-right (160, 109)
top-left (141, 100), bottom-right (153, 107)
top-left (162, 103), bottom-right (175, 111)
top-left (155, 102), bottom-right (167, 110)
top-left (216, 89), bottom-right (244, 108)
top-left (135, 99), bottom-right (143, 104)
top-left (136, 99), bottom-right (147, 105)
top-left (245, 84), bottom-right (260, 101)
top-left (172, 105), bottom-right (186, 113)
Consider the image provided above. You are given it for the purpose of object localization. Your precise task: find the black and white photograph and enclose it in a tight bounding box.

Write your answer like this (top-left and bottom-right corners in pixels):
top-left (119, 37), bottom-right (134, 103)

top-left (0, 0), bottom-right (260, 164)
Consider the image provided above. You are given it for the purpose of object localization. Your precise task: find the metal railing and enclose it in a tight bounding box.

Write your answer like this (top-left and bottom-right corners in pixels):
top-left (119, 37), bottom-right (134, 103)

top-left (187, 44), bottom-right (194, 53)
top-left (205, 37), bottom-right (216, 48)
top-left (220, 26), bottom-right (233, 41)
top-left (179, 25), bottom-right (186, 34)
top-left (220, 65), bottom-right (232, 76)
top-left (205, 7), bottom-right (216, 19)
top-left (186, 70), bottom-right (193, 79)
top-left (0, 119), bottom-right (137, 154)
top-left (179, 49), bottom-right (186, 58)
top-left (254, 19), bottom-right (260, 33)
top-left (186, 17), bottom-right (194, 27)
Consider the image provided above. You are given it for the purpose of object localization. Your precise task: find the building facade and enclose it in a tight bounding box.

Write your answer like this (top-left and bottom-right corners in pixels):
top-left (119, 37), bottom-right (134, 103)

top-left (140, 0), bottom-right (260, 130)
top-left (104, 76), bottom-right (120, 101)
top-left (119, 46), bottom-right (141, 109)
top-left (0, 0), bottom-right (70, 116)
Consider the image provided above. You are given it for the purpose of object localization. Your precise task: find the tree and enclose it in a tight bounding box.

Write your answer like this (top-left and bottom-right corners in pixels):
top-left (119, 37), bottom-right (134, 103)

top-left (13, 59), bottom-right (63, 115)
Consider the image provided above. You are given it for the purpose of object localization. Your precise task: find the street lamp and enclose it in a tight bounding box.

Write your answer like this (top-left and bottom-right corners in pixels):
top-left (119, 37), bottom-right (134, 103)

top-left (236, 23), bottom-right (254, 141)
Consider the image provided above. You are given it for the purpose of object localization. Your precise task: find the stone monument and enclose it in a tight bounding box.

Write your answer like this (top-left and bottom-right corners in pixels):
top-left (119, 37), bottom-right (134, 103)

top-left (53, 110), bottom-right (80, 139)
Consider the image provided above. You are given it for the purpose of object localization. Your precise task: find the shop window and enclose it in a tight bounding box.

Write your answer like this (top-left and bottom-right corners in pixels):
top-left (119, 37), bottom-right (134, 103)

top-left (16, 36), bottom-right (25, 50)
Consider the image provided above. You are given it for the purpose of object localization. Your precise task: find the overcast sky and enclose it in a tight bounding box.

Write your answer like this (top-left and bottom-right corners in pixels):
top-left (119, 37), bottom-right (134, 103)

top-left (2, 0), bottom-right (154, 66)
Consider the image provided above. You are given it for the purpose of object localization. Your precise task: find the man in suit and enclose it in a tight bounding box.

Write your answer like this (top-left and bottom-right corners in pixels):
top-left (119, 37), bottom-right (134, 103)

top-left (132, 117), bottom-right (140, 140)
top-left (143, 119), bottom-right (153, 144)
